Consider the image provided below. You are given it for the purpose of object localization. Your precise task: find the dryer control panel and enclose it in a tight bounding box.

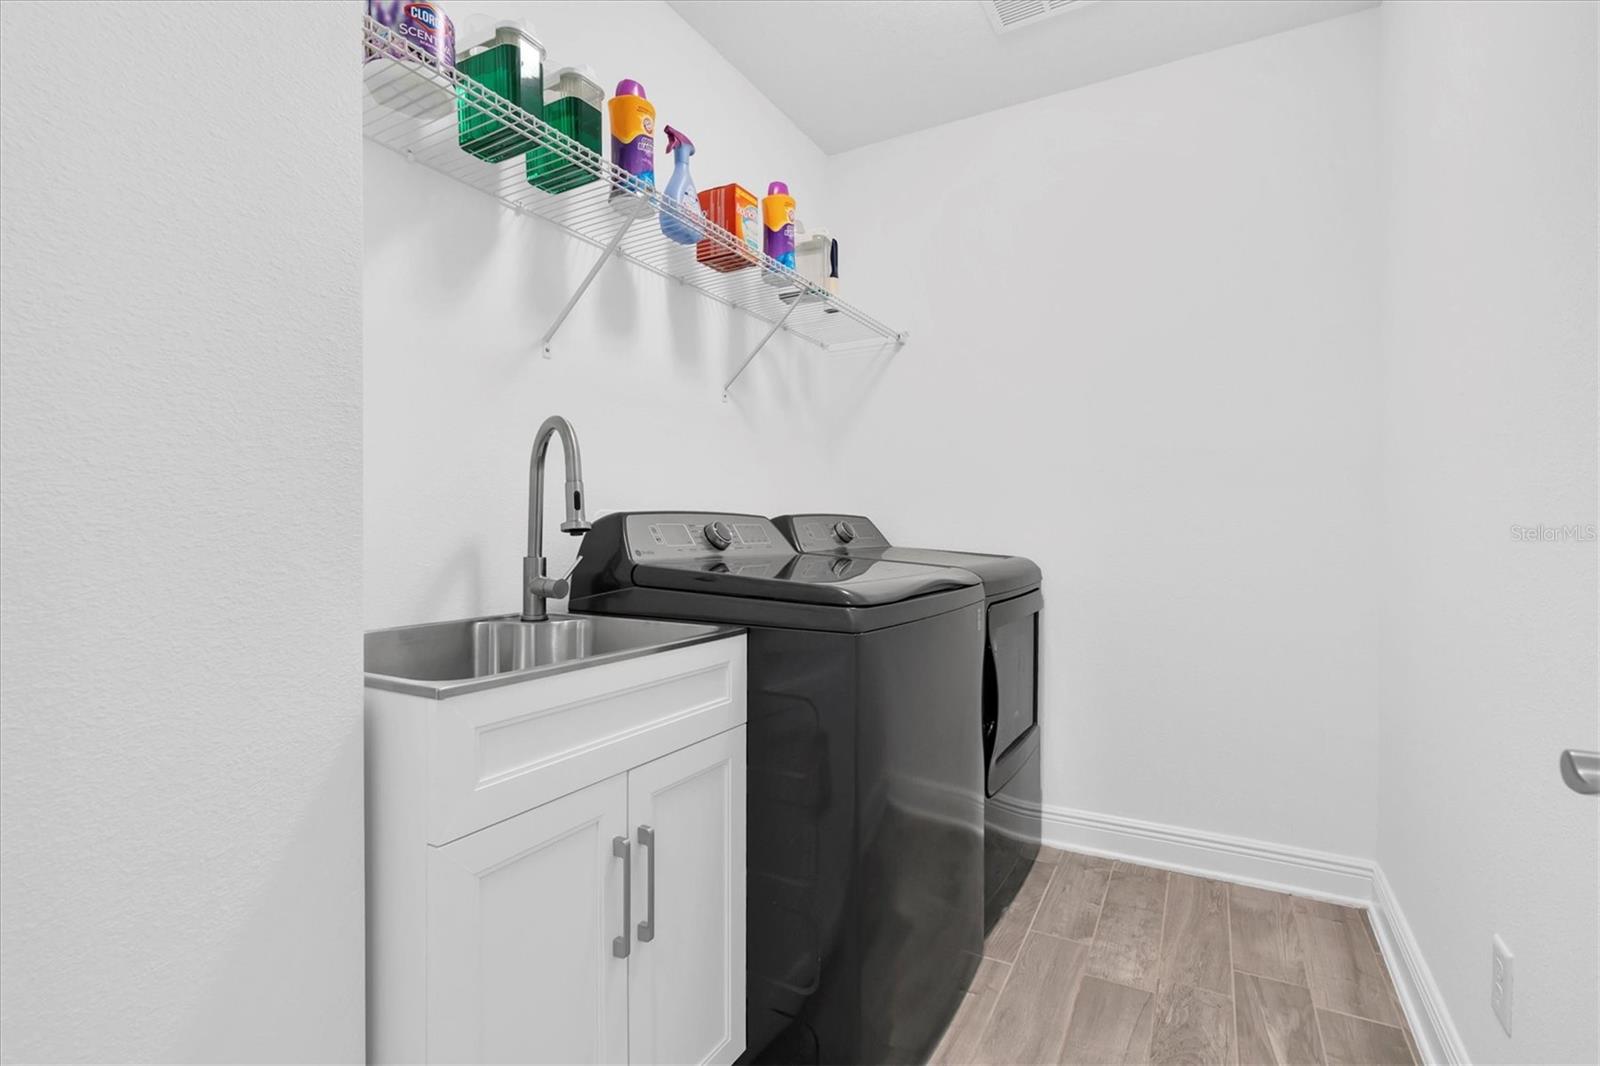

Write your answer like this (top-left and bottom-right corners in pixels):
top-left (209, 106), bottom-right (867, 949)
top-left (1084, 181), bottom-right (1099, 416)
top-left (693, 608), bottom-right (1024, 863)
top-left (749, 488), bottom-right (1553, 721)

top-left (623, 512), bottom-right (790, 561)
top-left (779, 514), bottom-right (890, 553)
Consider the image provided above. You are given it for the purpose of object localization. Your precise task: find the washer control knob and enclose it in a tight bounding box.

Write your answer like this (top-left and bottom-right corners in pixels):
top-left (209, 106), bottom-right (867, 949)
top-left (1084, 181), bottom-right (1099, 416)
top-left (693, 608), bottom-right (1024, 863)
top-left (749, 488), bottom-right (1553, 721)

top-left (704, 521), bottom-right (735, 551)
top-left (833, 520), bottom-right (857, 544)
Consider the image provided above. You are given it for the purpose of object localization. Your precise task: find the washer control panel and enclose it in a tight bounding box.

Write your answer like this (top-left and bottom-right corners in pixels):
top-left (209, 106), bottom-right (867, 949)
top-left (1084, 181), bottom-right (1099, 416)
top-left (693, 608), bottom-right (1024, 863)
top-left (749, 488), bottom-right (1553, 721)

top-left (624, 513), bottom-right (786, 561)
top-left (782, 514), bottom-right (890, 552)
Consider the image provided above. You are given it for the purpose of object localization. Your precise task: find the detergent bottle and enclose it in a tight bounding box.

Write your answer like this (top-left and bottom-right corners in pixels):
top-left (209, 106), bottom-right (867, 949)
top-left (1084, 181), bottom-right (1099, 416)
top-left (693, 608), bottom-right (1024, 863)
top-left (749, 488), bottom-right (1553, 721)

top-left (607, 79), bottom-right (656, 215)
top-left (455, 21), bottom-right (544, 162)
top-left (526, 65), bottom-right (604, 193)
top-left (762, 181), bottom-right (797, 284)
top-left (659, 126), bottom-right (705, 244)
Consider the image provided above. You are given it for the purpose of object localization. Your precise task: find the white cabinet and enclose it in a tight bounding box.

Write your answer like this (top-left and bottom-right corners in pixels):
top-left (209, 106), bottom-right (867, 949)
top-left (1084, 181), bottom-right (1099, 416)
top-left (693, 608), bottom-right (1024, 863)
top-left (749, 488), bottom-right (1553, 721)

top-left (367, 634), bottom-right (747, 1065)
top-left (626, 729), bottom-right (747, 1066)
top-left (427, 775), bottom-right (630, 1065)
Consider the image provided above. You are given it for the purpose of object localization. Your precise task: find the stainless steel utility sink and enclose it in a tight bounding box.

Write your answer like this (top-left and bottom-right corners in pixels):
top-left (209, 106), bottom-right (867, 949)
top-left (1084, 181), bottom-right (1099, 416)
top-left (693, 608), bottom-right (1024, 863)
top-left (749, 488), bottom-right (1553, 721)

top-left (364, 613), bottom-right (738, 698)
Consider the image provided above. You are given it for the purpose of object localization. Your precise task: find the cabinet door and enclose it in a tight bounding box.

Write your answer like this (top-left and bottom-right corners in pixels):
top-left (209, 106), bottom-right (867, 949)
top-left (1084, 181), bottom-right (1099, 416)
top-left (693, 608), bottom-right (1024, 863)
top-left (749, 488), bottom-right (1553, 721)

top-left (627, 727), bottom-right (747, 1066)
top-left (428, 774), bottom-right (630, 1064)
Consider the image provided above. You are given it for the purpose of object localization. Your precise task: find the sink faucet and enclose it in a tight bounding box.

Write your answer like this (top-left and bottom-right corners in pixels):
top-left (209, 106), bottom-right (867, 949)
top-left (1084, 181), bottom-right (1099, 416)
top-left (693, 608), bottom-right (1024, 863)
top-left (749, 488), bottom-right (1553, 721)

top-left (523, 415), bottom-right (591, 621)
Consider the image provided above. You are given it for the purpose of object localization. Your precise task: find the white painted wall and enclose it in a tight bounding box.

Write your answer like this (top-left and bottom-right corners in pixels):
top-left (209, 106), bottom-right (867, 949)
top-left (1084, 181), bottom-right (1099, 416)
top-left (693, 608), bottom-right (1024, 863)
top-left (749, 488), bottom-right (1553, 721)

top-left (1376, 3), bottom-right (1600, 1063)
top-left (365, 0), bottom-right (865, 630)
top-left (824, 12), bottom-right (1385, 860)
top-left (0, 3), bottom-right (364, 1062)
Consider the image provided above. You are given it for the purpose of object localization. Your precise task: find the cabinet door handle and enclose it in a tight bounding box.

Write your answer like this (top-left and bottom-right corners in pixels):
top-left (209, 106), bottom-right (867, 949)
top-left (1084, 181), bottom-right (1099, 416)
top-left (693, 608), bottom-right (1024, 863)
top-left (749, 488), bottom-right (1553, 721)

top-left (612, 835), bottom-right (631, 959)
top-left (637, 825), bottom-right (656, 943)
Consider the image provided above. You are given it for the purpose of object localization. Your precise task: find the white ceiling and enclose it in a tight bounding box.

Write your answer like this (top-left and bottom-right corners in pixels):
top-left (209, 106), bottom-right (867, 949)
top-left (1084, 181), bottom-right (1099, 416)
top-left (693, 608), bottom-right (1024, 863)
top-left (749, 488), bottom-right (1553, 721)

top-left (667, 0), bottom-right (1379, 154)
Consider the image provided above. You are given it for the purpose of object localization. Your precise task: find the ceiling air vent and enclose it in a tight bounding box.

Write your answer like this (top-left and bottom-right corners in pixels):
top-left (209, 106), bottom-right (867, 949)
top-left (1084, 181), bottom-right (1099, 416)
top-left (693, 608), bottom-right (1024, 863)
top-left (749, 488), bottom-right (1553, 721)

top-left (982, 0), bottom-right (1100, 35)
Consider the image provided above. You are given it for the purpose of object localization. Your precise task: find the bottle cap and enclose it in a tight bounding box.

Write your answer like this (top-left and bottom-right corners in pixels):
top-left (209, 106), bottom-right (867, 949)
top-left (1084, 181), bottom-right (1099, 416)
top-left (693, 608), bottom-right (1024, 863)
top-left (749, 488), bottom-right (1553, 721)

top-left (768, 181), bottom-right (789, 196)
top-left (553, 65), bottom-right (601, 89)
top-left (616, 79), bottom-right (647, 99)
top-left (492, 20), bottom-right (544, 55)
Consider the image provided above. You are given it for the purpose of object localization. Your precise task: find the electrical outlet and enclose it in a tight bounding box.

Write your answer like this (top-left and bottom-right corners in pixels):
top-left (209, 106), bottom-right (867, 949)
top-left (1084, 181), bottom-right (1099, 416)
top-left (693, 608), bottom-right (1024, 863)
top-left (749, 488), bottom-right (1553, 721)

top-left (1491, 935), bottom-right (1514, 1036)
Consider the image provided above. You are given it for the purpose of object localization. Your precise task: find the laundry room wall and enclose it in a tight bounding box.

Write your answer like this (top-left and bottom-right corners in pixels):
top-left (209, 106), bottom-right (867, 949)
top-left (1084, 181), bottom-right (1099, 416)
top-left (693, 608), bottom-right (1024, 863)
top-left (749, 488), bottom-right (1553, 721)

top-left (0, 2), bottom-right (364, 1062)
top-left (823, 12), bottom-right (1384, 860)
top-left (1376, 2), bottom-right (1599, 1062)
top-left (365, 0), bottom-right (863, 629)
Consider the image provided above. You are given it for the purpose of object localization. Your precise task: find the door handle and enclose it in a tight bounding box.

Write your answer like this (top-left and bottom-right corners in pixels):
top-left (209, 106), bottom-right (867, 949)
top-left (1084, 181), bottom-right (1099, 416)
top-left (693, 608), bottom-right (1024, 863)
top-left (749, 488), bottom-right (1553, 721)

top-left (637, 825), bottom-right (656, 943)
top-left (1560, 750), bottom-right (1600, 795)
top-left (612, 835), bottom-right (632, 958)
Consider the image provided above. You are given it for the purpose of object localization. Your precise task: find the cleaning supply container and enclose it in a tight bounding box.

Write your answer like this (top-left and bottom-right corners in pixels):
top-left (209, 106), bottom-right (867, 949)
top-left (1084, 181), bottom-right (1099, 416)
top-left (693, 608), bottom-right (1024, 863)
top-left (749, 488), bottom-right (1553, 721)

top-left (608, 79), bottom-right (657, 215)
top-left (778, 232), bottom-right (841, 311)
top-left (696, 184), bottom-right (761, 271)
top-left (794, 228), bottom-right (833, 288)
top-left (762, 181), bottom-right (797, 284)
top-left (526, 65), bottom-right (604, 193)
top-left (659, 127), bottom-right (705, 244)
top-left (364, 0), bottom-right (456, 118)
top-left (456, 22), bottom-right (544, 162)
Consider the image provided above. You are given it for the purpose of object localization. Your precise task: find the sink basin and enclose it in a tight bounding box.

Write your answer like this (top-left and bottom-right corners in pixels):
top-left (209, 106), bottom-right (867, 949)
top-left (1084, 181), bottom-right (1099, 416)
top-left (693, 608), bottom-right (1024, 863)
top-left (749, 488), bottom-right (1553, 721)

top-left (364, 613), bottom-right (737, 698)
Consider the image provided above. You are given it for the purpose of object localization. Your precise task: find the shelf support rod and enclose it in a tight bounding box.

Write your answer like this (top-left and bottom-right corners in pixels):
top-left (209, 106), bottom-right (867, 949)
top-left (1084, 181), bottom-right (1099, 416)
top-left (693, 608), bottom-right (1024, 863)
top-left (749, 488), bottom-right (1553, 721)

top-left (539, 207), bottom-right (640, 357)
top-left (723, 297), bottom-right (803, 401)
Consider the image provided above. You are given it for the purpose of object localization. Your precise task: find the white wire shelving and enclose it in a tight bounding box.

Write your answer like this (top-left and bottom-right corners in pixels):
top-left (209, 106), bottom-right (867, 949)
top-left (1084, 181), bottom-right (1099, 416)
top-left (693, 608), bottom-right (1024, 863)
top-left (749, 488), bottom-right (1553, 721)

top-left (361, 17), bottom-right (906, 397)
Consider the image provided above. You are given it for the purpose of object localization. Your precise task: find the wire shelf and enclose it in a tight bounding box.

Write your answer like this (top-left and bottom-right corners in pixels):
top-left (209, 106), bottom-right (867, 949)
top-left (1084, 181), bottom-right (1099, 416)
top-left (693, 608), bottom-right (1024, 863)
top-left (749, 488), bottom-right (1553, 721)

top-left (361, 17), bottom-right (906, 387)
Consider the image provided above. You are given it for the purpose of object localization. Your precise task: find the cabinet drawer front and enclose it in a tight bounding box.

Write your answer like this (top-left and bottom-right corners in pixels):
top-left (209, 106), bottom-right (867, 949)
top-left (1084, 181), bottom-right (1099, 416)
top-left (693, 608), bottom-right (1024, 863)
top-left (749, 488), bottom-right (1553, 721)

top-left (428, 635), bottom-right (746, 843)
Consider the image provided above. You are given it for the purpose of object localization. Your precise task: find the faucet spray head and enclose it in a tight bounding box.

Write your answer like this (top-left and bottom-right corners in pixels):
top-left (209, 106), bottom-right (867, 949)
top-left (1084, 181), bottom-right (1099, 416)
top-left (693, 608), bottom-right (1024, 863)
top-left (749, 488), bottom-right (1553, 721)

top-left (560, 477), bottom-right (590, 534)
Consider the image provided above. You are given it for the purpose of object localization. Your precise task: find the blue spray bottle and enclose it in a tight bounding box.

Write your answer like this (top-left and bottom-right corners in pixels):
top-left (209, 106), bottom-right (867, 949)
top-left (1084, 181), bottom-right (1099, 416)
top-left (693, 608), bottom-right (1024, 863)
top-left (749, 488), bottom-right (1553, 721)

top-left (659, 125), bottom-right (706, 244)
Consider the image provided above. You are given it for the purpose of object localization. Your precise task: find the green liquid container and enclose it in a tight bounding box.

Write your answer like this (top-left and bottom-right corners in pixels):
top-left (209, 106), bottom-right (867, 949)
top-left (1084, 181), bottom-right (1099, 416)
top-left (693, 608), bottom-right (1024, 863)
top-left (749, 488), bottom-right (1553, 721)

top-left (527, 66), bottom-right (604, 193)
top-left (456, 24), bottom-right (544, 164)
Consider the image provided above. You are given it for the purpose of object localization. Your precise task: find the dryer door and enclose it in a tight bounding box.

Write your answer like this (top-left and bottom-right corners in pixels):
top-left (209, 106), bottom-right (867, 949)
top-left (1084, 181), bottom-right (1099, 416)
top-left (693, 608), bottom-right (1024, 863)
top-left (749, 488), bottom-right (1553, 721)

top-left (984, 590), bottom-right (1041, 796)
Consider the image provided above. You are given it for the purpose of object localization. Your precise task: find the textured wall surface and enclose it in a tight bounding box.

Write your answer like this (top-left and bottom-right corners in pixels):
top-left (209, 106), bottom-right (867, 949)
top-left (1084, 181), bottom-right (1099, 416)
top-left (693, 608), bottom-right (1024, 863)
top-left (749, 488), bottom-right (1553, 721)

top-left (825, 13), bottom-right (1385, 860)
top-left (0, 3), bottom-right (365, 1062)
top-left (1377, 3), bottom-right (1600, 1062)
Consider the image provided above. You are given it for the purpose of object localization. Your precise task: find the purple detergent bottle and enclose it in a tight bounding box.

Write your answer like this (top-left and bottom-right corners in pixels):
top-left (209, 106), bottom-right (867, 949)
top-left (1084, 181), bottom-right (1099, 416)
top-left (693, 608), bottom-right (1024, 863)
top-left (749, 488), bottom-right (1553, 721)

top-left (607, 79), bottom-right (657, 215)
top-left (761, 181), bottom-right (797, 285)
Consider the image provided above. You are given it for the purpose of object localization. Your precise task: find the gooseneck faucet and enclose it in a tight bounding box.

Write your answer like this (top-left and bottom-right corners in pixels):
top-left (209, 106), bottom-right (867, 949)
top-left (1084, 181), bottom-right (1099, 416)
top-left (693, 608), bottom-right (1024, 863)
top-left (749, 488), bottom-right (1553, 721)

top-left (523, 415), bottom-right (591, 621)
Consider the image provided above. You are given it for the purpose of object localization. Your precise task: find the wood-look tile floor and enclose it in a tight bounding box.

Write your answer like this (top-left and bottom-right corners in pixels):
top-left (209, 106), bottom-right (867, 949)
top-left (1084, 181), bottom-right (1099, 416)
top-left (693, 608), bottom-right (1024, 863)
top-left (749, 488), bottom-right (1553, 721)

top-left (931, 849), bottom-right (1421, 1066)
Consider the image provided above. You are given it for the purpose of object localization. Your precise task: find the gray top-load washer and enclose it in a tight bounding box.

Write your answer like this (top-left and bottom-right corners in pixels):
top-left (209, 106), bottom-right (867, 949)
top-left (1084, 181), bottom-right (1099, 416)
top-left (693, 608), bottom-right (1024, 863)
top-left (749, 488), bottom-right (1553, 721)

top-left (773, 515), bottom-right (1044, 927)
top-left (568, 512), bottom-right (987, 1065)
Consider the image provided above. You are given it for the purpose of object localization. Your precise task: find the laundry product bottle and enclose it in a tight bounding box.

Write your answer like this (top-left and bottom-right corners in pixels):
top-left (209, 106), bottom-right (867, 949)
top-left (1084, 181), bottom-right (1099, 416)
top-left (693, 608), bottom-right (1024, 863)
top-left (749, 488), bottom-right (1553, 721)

top-left (455, 21), bottom-right (544, 162)
top-left (607, 79), bottom-right (656, 215)
top-left (762, 181), bottom-right (797, 283)
top-left (526, 65), bottom-right (604, 193)
top-left (659, 126), bottom-right (705, 244)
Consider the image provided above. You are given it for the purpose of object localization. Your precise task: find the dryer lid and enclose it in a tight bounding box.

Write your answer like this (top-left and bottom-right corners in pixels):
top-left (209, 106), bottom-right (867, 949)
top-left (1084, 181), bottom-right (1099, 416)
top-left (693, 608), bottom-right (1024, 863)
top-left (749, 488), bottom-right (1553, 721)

top-left (774, 514), bottom-right (1041, 599)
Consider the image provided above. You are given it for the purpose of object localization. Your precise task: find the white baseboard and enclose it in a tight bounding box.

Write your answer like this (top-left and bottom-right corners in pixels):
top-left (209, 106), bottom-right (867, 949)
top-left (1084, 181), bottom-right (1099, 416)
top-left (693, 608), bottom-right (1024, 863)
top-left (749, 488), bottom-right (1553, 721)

top-left (1003, 798), bottom-right (1375, 904)
top-left (1371, 864), bottom-right (1471, 1066)
top-left (989, 798), bottom-right (1469, 1064)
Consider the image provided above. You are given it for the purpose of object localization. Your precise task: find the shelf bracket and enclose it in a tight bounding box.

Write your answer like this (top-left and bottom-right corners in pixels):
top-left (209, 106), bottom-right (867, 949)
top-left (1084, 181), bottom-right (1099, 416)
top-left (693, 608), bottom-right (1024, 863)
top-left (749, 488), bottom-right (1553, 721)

top-left (722, 297), bottom-right (803, 401)
top-left (539, 207), bottom-right (640, 357)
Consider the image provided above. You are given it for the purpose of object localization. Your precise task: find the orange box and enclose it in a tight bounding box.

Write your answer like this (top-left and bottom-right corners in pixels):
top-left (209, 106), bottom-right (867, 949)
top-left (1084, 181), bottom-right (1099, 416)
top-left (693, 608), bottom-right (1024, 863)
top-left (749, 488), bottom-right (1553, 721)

top-left (697, 184), bottom-right (762, 272)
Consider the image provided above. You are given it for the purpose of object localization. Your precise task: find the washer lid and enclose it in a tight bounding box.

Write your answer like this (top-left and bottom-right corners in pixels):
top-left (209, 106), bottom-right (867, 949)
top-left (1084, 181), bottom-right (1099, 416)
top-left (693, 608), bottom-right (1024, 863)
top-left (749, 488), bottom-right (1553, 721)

top-left (633, 553), bottom-right (979, 608)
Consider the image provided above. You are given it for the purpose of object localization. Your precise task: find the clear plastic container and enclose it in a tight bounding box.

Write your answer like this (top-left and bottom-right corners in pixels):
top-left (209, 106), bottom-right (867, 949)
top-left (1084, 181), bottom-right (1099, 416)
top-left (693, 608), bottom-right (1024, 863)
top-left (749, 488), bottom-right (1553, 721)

top-left (526, 66), bottom-right (604, 193)
top-left (456, 23), bottom-right (544, 163)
